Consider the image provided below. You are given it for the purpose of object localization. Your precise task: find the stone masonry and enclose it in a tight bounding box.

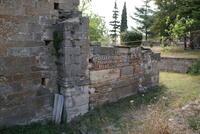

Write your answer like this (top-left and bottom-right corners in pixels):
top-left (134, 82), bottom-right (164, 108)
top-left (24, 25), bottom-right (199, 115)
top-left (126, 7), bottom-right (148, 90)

top-left (159, 57), bottom-right (196, 73)
top-left (0, 0), bottom-right (80, 126)
top-left (55, 16), bottom-right (90, 121)
top-left (0, 0), bottom-right (160, 127)
top-left (89, 45), bottom-right (160, 109)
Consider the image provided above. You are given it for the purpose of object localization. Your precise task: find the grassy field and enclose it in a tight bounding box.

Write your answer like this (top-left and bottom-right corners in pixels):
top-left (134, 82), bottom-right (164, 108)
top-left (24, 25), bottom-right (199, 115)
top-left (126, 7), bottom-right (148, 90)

top-left (1, 72), bottom-right (200, 134)
top-left (146, 46), bottom-right (200, 58)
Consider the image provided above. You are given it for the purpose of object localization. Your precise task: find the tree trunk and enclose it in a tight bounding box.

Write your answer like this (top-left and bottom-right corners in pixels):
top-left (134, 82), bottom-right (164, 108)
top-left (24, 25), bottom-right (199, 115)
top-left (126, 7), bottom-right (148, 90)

top-left (145, 28), bottom-right (148, 41)
top-left (184, 35), bottom-right (187, 50)
top-left (189, 32), bottom-right (194, 49)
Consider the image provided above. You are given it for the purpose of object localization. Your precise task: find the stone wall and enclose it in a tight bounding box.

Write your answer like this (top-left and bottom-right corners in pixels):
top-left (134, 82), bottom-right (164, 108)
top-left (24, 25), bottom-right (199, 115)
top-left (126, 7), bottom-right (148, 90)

top-left (0, 0), bottom-right (79, 126)
top-left (89, 45), bottom-right (160, 109)
top-left (159, 57), bottom-right (196, 73)
top-left (0, 0), bottom-right (160, 127)
top-left (55, 16), bottom-right (90, 122)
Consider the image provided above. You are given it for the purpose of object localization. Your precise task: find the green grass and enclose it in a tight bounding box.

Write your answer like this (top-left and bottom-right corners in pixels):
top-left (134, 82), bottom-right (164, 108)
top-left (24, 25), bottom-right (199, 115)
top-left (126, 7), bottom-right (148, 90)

top-left (0, 88), bottom-right (165, 134)
top-left (160, 72), bottom-right (200, 108)
top-left (188, 118), bottom-right (200, 130)
top-left (146, 46), bottom-right (200, 58)
top-left (1, 72), bottom-right (200, 134)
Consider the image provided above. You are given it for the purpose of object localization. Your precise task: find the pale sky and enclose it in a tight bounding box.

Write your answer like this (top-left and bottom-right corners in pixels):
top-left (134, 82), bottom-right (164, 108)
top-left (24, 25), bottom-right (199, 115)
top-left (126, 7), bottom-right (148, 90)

top-left (90, 0), bottom-right (156, 30)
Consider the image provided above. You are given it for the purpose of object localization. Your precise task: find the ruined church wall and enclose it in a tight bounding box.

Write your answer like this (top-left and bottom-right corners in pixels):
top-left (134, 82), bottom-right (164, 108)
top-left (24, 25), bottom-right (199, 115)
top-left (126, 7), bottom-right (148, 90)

top-left (89, 45), bottom-right (160, 109)
top-left (0, 0), bottom-right (160, 127)
top-left (55, 17), bottom-right (90, 121)
top-left (0, 0), bottom-right (79, 126)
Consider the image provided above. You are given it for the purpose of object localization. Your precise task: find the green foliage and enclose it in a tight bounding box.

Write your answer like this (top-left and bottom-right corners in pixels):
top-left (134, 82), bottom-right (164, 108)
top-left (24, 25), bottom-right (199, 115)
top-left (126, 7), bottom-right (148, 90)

top-left (121, 30), bottom-right (143, 46)
top-left (88, 14), bottom-right (108, 42)
top-left (131, 0), bottom-right (154, 41)
top-left (188, 118), bottom-right (200, 130)
top-left (166, 15), bottom-right (194, 39)
top-left (120, 2), bottom-right (128, 33)
top-left (79, 0), bottom-right (110, 45)
top-left (53, 32), bottom-right (63, 58)
top-left (160, 37), bottom-right (170, 52)
top-left (153, 0), bottom-right (200, 38)
top-left (110, 2), bottom-right (120, 43)
top-left (177, 0), bottom-right (200, 29)
top-left (79, 0), bottom-right (92, 13)
top-left (187, 59), bottom-right (200, 75)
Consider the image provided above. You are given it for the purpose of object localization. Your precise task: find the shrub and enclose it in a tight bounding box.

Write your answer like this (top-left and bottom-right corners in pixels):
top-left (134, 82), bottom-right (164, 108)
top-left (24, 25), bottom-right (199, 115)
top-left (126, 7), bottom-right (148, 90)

top-left (121, 30), bottom-right (143, 46)
top-left (187, 59), bottom-right (200, 75)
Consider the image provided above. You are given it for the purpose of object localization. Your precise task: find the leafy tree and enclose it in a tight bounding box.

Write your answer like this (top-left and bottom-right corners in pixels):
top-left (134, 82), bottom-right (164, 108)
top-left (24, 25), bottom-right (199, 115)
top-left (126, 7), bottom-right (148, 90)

top-left (120, 2), bottom-right (128, 33)
top-left (88, 14), bottom-right (108, 42)
top-left (79, 0), bottom-right (92, 13)
top-left (177, 0), bottom-right (200, 29)
top-left (79, 0), bottom-right (110, 45)
top-left (152, 0), bottom-right (200, 49)
top-left (152, 0), bottom-right (179, 38)
top-left (110, 1), bottom-right (120, 44)
top-left (166, 15), bottom-right (194, 48)
top-left (131, 0), bottom-right (154, 41)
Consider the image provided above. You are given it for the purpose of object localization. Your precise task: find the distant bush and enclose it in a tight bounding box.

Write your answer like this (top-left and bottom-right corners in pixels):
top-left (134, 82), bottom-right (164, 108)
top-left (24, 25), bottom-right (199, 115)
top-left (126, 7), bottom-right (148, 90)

top-left (187, 59), bottom-right (200, 75)
top-left (121, 30), bottom-right (143, 46)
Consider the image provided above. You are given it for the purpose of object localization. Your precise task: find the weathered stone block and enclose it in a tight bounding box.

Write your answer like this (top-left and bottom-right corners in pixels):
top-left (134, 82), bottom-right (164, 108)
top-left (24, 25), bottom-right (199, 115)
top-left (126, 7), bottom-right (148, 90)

top-left (120, 66), bottom-right (134, 77)
top-left (90, 69), bottom-right (120, 84)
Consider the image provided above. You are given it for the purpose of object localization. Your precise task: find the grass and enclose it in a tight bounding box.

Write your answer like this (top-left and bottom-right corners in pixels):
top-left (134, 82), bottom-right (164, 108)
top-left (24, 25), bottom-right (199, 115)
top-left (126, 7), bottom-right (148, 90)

top-left (1, 72), bottom-right (200, 134)
top-left (160, 72), bottom-right (200, 108)
top-left (0, 88), bottom-right (165, 134)
top-left (188, 118), bottom-right (200, 130)
top-left (130, 107), bottom-right (172, 134)
top-left (146, 46), bottom-right (200, 58)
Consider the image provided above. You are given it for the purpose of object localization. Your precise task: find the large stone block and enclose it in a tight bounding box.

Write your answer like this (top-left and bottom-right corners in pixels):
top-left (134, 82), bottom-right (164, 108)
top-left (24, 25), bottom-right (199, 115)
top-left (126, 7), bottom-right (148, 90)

top-left (90, 69), bottom-right (120, 84)
top-left (120, 66), bottom-right (134, 77)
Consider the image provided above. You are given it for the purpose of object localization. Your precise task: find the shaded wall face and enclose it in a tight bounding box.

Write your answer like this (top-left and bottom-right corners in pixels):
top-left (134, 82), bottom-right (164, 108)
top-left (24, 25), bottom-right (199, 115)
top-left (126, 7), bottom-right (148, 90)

top-left (0, 0), bottom-right (79, 126)
top-left (159, 57), bottom-right (196, 73)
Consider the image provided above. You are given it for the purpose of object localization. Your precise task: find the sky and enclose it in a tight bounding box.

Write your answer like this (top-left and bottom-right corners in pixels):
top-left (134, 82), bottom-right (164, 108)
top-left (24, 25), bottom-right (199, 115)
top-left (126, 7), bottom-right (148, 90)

top-left (90, 0), bottom-right (156, 30)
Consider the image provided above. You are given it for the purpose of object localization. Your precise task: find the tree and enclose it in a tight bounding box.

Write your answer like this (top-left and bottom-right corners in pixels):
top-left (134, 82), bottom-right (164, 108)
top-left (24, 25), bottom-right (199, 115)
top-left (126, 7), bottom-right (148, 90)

top-left (88, 14), bottom-right (108, 42)
top-left (79, 0), bottom-right (92, 13)
top-left (79, 0), bottom-right (109, 45)
top-left (153, 0), bottom-right (200, 49)
top-left (131, 0), bottom-right (154, 41)
top-left (177, 0), bottom-right (200, 29)
top-left (110, 1), bottom-right (120, 44)
top-left (166, 15), bottom-right (194, 49)
top-left (120, 2), bottom-right (128, 33)
top-left (151, 0), bottom-right (179, 38)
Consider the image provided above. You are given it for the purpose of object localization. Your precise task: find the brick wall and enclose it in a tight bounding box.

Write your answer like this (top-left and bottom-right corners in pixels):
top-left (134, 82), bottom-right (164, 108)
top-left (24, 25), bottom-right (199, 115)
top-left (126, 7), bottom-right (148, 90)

top-left (89, 45), bottom-right (160, 109)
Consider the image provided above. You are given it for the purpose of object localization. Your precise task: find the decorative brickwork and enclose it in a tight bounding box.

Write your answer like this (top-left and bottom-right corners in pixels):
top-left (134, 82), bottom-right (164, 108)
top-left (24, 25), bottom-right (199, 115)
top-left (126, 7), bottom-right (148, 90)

top-left (0, 0), bottom-right (160, 127)
top-left (89, 45), bottom-right (160, 109)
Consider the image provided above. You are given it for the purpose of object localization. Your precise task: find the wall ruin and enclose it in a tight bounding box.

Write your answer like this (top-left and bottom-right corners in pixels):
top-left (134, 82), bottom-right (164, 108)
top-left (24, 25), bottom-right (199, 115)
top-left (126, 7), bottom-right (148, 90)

top-left (0, 0), bottom-right (80, 126)
top-left (89, 45), bottom-right (160, 109)
top-left (159, 57), bottom-right (196, 73)
top-left (0, 0), bottom-right (160, 127)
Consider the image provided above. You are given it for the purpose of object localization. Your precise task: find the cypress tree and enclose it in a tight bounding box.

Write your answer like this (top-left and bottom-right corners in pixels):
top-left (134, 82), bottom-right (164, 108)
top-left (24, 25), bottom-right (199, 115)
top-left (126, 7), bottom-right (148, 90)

top-left (120, 2), bottom-right (128, 33)
top-left (110, 1), bottom-right (120, 45)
